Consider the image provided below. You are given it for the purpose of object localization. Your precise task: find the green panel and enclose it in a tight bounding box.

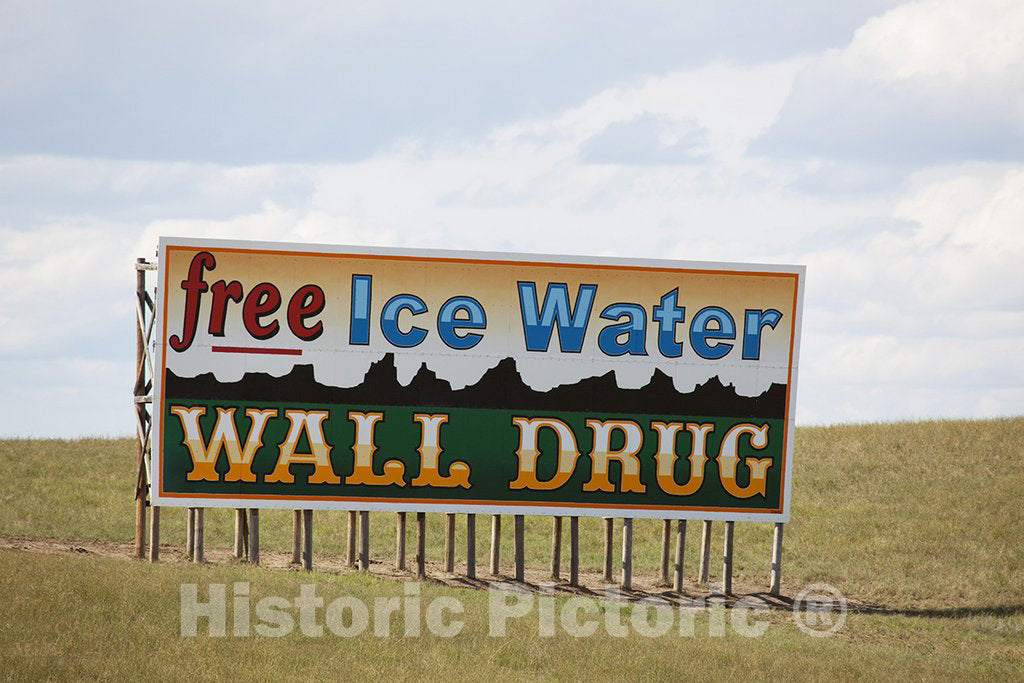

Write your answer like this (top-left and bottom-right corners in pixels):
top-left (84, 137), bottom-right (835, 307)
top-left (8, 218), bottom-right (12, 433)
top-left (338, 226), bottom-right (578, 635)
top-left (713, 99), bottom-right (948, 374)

top-left (161, 399), bottom-right (784, 511)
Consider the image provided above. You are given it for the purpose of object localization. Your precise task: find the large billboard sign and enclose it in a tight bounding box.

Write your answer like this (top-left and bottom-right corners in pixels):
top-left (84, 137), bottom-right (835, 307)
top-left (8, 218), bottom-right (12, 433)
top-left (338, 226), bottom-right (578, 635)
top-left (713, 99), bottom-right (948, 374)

top-left (152, 237), bottom-right (804, 521)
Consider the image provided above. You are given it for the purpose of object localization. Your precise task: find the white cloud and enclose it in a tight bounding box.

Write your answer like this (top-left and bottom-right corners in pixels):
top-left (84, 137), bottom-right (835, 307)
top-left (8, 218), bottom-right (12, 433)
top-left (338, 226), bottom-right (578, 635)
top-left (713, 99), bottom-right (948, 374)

top-left (1, 3), bottom-right (1023, 435)
top-left (580, 114), bottom-right (710, 165)
top-left (0, 223), bottom-right (135, 355)
top-left (754, 0), bottom-right (1024, 163)
top-left (0, 1), bottom-right (897, 162)
top-left (795, 164), bottom-right (1024, 422)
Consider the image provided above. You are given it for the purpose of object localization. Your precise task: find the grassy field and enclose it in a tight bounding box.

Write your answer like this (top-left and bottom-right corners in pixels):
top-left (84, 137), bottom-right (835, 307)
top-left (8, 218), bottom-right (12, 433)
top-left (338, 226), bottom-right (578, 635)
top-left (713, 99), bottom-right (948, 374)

top-left (1, 550), bottom-right (1021, 681)
top-left (1, 418), bottom-right (1023, 679)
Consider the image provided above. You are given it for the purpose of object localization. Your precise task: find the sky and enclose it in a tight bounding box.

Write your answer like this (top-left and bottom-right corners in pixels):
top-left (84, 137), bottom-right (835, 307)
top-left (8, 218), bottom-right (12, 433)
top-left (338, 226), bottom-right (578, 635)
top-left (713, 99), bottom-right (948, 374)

top-left (1, 0), bottom-right (1022, 437)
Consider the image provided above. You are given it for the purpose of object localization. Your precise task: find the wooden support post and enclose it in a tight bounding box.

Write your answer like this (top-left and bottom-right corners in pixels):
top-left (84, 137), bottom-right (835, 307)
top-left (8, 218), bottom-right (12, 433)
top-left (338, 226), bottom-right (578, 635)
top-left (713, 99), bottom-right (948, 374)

top-left (513, 514), bottom-right (525, 582)
top-left (698, 520), bottom-right (712, 583)
top-left (466, 514), bottom-right (476, 579)
top-left (396, 512), bottom-right (407, 570)
top-left (302, 509), bottom-right (313, 571)
top-left (489, 515), bottom-right (501, 575)
top-left (660, 519), bottom-right (671, 586)
top-left (602, 517), bottom-right (614, 583)
top-left (194, 508), bottom-right (204, 563)
top-left (233, 509), bottom-right (245, 559)
top-left (148, 505), bottom-right (160, 563)
top-left (359, 510), bottom-right (370, 571)
top-left (550, 517), bottom-right (562, 580)
top-left (248, 509), bottom-right (260, 565)
top-left (133, 258), bottom-right (148, 561)
top-left (673, 519), bottom-right (687, 592)
top-left (291, 509), bottom-right (302, 564)
top-left (135, 499), bottom-right (146, 559)
top-left (186, 508), bottom-right (195, 561)
top-left (568, 516), bottom-right (579, 587)
top-left (346, 510), bottom-right (357, 568)
top-left (770, 522), bottom-right (784, 596)
top-left (723, 521), bottom-right (734, 595)
top-left (444, 513), bottom-right (456, 573)
top-left (415, 512), bottom-right (426, 578)
top-left (621, 518), bottom-right (633, 590)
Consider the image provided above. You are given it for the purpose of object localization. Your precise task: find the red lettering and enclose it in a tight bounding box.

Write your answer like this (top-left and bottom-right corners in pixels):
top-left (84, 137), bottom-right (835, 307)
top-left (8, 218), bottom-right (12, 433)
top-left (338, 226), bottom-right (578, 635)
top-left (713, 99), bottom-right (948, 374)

top-left (208, 280), bottom-right (243, 337)
top-left (287, 285), bottom-right (326, 341)
top-left (242, 283), bottom-right (281, 340)
top-left (169, 251), bottom-right (214, 352)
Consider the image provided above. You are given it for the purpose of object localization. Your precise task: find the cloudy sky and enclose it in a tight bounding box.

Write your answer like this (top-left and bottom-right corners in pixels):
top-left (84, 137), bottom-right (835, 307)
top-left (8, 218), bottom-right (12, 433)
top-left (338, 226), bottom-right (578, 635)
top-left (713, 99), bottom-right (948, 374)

top-left (2, 0), bottom-right (1022, 437)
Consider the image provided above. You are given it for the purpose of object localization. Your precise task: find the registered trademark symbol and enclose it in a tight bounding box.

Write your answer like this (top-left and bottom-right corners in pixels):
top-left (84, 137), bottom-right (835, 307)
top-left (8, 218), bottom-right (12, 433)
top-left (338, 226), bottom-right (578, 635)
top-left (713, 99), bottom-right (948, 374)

top-left (792, 583), bottom-right (847, 637)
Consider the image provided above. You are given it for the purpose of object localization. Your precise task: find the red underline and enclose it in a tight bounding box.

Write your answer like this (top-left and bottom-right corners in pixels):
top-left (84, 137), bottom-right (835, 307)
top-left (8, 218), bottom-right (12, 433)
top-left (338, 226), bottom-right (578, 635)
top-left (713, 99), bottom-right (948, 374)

top-left (211, 346), bottom-right (303, 356)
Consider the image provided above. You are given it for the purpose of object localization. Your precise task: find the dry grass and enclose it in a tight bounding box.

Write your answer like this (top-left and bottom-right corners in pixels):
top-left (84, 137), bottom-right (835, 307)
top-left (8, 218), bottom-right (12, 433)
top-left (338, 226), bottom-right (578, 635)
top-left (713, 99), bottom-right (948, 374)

top-left (0, 549), bottom-right (1021, 681)
top-left (1, 418), bottom-right (1023, 679)
top-left (1, 418), bottom-right (1020, 606)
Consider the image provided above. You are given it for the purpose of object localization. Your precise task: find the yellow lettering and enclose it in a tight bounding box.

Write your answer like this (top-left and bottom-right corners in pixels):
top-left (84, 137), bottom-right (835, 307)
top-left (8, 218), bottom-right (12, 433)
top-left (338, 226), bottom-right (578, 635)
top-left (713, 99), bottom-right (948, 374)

top-left (717, 423), bottom-right (772, 498)
top-left (265, 410), bottom-right (339, 484)
top-left (345, 412), bottom-right (406, 487)
top-left (651, 422), bottom-right (712, 496)
top-left (410, 414), bottom-right (470, 488)
top-left (509, 417), bottom-right (581, 491)
top-left (170, 406), bottom-right (276, 482)
top-left (582, 420), bottom-right (646, 493)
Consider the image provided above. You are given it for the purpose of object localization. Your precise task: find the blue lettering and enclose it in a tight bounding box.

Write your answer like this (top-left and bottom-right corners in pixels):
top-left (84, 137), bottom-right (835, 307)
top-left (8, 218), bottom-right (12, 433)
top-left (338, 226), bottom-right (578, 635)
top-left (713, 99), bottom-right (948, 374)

top-left (517, 282), bottom-right (597, 353)
top-left (651, 288), bottom-right (685, 358)
top-left (597, 303), bottom-right (648, 356)
top-left (349, 274), bottom-right (372, 345)
top-left (381, 294), bottom-right (428, 348)
top-left (742, 309), bottom-right (782, 360)
top-left (438, 296), bottom-right (487, 350)
top-left (689, 306), bottom-right (735, 360)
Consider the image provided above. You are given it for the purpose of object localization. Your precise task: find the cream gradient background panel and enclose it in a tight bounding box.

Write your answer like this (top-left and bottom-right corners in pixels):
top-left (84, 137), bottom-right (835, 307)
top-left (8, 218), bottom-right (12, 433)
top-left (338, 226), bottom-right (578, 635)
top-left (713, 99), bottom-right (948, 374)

top-left (161, 243), bottom-right (798, 398)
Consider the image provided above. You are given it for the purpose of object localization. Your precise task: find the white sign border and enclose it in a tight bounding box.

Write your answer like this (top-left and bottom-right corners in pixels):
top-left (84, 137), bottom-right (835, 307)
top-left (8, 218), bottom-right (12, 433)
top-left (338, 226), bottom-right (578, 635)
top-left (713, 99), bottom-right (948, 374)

top-left (150, 236), bottom-right (804, 523)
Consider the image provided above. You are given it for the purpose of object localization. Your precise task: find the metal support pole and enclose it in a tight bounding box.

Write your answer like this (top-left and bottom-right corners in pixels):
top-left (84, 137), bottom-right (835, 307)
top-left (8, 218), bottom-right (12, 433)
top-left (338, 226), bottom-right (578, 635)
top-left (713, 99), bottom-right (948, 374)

top-left (241, 509), bottom-right (249, 559)
top-left (698, 520), bottom-right (712, 583)
top-left (416, 512), bottom-right (426, 578)
top-left (359, 510), bottom-right (370, 571)
top-left (193, 508), bottom-right (204, 563)
top-left (723, 521), bottom-right (734, 594)
top-left (673, 519), bottom-right (687, 592)
top-left (303, 509), bottom-right (313, 571)
top-left (233, 509), bottom-right (245, 559)
top-left (550, 516), bottom-right (562, 581)
top-left (489, 515), bottom-right (501, 575)
top-left (186, 508), bottom-right (195, 561)
top-left (569, 516), bottom-right (579, 587)
top-left (444, 513), bottom-right (456, 572)
top-left (466, 514), bottom-right (476, 579)
top-left (148, 506), bottom-right (160, 563)
top-left (602, 517), bottom-right (614, 582)
top-left (292, 509), bottom-right (302, 564)
top-left (396, 512), bottom-right (407, 570)
top-left (660, 519), bottom-right (671, 585)
top-left (514, 515), bottom-right (525, 582)
top-left (770, 522), bottom-right (784, 596)
top-left (621, 518), bottom-right (633, 590)
top-left (248, 509), bottom-right (260, 565)
top-left (346, 510), bottom-right (357, 568)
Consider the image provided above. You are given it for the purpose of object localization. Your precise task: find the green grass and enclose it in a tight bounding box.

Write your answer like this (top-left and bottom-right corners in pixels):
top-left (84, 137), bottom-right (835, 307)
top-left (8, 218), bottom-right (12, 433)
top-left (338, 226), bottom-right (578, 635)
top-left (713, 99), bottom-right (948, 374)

top-left (1, 550), bottom-right (1021, 681)
top-left (2, 418), bottom-right (1023, 679)
top-left (2, 419), bottom-right (1021, 605)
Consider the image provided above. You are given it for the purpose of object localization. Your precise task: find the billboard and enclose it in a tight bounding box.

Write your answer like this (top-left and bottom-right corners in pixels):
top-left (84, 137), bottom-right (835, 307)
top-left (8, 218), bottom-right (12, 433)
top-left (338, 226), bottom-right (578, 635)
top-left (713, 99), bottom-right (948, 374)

top-left (152, 237), bottom-right (804, 521)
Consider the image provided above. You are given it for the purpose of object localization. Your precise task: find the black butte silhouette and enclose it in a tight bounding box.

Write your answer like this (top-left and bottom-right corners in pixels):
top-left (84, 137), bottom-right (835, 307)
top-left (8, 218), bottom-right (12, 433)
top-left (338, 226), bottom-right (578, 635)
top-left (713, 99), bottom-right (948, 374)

top-left (165, 353), bottom-right (787, 419)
